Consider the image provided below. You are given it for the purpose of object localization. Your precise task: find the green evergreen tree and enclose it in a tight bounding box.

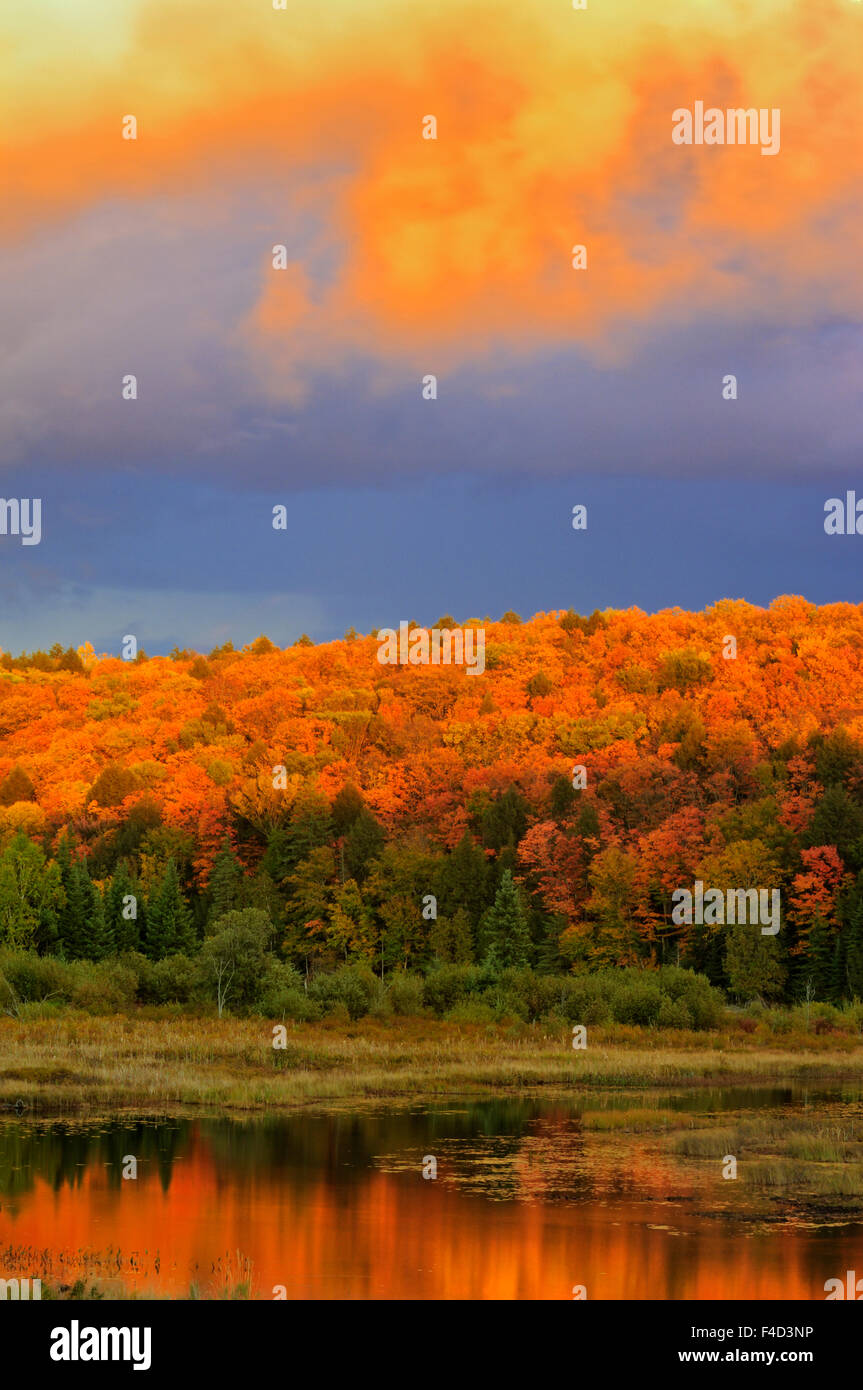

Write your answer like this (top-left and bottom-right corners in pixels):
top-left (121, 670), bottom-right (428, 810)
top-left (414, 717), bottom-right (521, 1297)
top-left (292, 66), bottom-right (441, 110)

top-left (74, 859), bottom-right (113, 960)
top-left (724, 921), bottom-right (786, 1002)
top-left (481, 870), bottom-right (531, 970)
top-left (344, 809), bottom-right (385, 883)
top-left (844, 891), bottom-right (863, 999)
top-left (331, 783), bottom-right (364, 835)
top-left (58, 851), bottom-right (94, 959)
top-left (145, 860), bottom-right (195, 959)
top-left (477, 787), bottom-right (529, 852)
top-left (804, 785), bottom-right (863, 869)
top-left (263, 793), bottom-right (333, 885)
top-left (437, 831), bottom-right (490, 928)
top-left (207, 838), bottom-right (245, 925)
top-left (805, 913), bottom-right (837, 1001)
top-left (535, 912), bottom-right (567, 973)
top-left (54, 834), bottom-right (78, 955)
top-left (549, 774), bottom-right (576, 821)
top-left (103, 863), bottom-right (141, 953)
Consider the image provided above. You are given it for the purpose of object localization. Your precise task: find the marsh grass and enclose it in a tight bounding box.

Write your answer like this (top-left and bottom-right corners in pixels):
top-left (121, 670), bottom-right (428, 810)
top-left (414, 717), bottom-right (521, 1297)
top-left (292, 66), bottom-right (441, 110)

top-left (2, 1013), bottom-right (863, 1115)
top-left (670, 1114), bottom-right (863, 1201)
top-left (0, 1243), bottom-right (254, 1300)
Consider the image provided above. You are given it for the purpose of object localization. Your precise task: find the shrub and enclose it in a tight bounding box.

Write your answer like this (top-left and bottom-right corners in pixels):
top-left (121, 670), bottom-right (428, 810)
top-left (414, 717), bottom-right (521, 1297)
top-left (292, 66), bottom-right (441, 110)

top-left (257, 962), bottom-right (321, 1019)
top-left (136, 953), bottom-right (200, 1005)
top-left (480, 985), bottom-right (529, 1022)
top-left (70, 960), bottom-right (138, 1013)
top-left (422, 965), bottom-right (470, 1016)
top-left (656, 996), bottom-right (693, 1030)
top-left (387, 972), bottom-right (425, 1016)
top-left (263, 987), bottom-right (321, 1022)
top-left (609, 979), bottom-right (664, 1026)
top-left (309, 965), bottom-right (378, 1020)
top-left (0, 950), bottom-right (74, 1008)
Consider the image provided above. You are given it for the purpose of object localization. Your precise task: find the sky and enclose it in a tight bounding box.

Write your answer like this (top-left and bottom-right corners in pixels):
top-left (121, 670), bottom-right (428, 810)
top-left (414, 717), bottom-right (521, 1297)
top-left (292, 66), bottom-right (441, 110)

top-left (1, 0), bottom-right (862, 653)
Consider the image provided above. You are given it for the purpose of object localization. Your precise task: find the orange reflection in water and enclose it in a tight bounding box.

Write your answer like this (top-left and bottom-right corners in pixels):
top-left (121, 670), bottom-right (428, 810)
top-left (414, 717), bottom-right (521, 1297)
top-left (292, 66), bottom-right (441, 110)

top-left (0, 1120), bottom-right (849, 1301)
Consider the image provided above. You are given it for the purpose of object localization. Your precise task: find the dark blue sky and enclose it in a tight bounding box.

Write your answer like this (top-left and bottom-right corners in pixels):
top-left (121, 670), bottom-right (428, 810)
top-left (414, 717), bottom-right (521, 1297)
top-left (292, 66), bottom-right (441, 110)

top-left (1, 466), bottom-right (859, 655)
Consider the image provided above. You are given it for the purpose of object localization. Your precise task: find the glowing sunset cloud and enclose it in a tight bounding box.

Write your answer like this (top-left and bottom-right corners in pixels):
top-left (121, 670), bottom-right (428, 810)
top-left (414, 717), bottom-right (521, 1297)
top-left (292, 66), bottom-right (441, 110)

top-left (2, 0), bottom-right (861, 380)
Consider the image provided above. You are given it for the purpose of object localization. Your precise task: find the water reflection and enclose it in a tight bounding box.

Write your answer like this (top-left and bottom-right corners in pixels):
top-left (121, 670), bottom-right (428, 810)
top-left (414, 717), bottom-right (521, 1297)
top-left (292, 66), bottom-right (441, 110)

top-left (0, 1087), bottom-right (861, 1299)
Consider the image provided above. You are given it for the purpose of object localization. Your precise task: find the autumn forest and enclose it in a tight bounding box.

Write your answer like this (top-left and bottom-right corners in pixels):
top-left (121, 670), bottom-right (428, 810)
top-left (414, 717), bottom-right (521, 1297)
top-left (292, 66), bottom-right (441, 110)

top-left (0, 598), bottom-right (862, 1018)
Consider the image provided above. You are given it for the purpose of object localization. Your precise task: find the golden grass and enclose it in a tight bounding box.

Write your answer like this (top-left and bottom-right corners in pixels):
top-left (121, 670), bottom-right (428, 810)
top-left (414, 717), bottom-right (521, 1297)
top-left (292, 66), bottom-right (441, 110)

top-left (2, 1013), bottom-right (863, 1115)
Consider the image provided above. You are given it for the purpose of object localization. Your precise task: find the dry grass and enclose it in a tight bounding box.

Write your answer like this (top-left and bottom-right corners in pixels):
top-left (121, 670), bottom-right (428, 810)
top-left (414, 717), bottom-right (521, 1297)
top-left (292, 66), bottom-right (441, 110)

top-left (2, 1013), bottom-right (863, 1115)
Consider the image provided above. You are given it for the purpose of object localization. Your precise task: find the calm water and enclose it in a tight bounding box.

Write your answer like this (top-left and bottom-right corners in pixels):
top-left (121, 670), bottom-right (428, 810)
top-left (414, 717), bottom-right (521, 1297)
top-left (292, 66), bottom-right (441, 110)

top-left (1, 1086), bottom-right (862, 1299)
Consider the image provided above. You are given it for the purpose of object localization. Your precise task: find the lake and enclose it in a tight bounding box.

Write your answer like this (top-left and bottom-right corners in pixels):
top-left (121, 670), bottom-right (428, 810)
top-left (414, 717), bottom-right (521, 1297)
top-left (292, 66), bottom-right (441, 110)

top-left (1, 1084), bottom-right (861, 1299)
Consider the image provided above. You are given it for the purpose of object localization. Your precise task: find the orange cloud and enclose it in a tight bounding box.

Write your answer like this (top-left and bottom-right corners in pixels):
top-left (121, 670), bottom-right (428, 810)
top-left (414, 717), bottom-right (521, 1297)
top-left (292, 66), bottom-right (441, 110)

top-left (3, 0), bottom-right (862, 372)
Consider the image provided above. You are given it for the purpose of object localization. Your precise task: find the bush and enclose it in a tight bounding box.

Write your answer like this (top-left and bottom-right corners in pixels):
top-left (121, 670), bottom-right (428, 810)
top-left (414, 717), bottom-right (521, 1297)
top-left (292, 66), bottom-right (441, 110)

top-left (70, 960), bottom-right (138, 1013)
top-left (480, 985), bottom-right (529, 1022)
top-left (309, 965), bottom-right (378, 1020)
top-left (609, 979), bottom-right (664, 1026)
top-left (261, 987), bottom-right (321, 1022)
top-left (422, 964), bottom-right (494, 1016)
top-left (768, 1009), bottom-right (793, 1035)
top-left (656, 996), bottom-right (693, 1030)
top-left (387, 972), bottom-right (425, 1016)
top-left (136, 954), bottom-right (200, 1005)
top-left (0, 950), bottom-right (74, 1007)
top-left (257, 961), bottom-right (322, 1020)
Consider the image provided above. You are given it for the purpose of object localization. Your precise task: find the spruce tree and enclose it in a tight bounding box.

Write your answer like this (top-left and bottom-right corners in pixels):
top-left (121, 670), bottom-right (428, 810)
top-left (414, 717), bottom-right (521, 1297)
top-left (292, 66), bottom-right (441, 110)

top-left (481, 870), bottom-right (531, 970)
top-left (844, 893), bottom-right (863, 999)
top-left (145, 860), bottom-right (195, 959)
top-left (103, 864), bottom-right (140, 953)
top-left (55, 834), bottom-right (79, 957)
top-left (807, 914), bottom-right (837, 1000)
top-left (60, 860), bottom-right (91, 958)
top-left (438, 832), bottom-right (490, 927)
top-left (345, 809), bottom-right (385, 883)
top-left (207, 838), bottom-right (244, 926)
top-left (449, 907), bottom-right (474, 964)
top-left (75, 860), bottom-right (113, 960)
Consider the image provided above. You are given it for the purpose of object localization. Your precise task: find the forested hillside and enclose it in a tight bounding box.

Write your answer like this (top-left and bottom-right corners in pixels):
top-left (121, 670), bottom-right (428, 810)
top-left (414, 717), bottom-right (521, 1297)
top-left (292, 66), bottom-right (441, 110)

top-left (2, 598), bottom-right (863, 1004)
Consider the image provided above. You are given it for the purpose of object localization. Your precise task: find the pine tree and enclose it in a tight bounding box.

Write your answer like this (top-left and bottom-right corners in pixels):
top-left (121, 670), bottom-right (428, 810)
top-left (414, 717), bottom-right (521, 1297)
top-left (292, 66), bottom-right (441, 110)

top-left (75, 859), bottom-right (113, 960)
top-left (103, 864), bottom-right (140, 953)
top-left (55, 834), bottom-right (79, 957)
top-left (262, 827), bottom-right (292, 886)
top-left (723, 921), bottom-right (786, 1002)
top-left (438, 832), bottom-right (490, 928)
top-left (60, 857), bottom-right (91, 959)
top-left (344, 809), bottom-right (384, 883)
top-left (535, 912), bottom-right (567, 973)
top-left (207, 838), bottom-right (245, 926)
top-left (845, 893), bottom-right (863, 999)
top-left (806, 914), bottom-right (837, 1000)
top-left (145, 860), bottom-right (195, 959)
top-left (481, 870), bottom-right (531, 970)
top-left (450, 907), bottom-right (474, 964)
